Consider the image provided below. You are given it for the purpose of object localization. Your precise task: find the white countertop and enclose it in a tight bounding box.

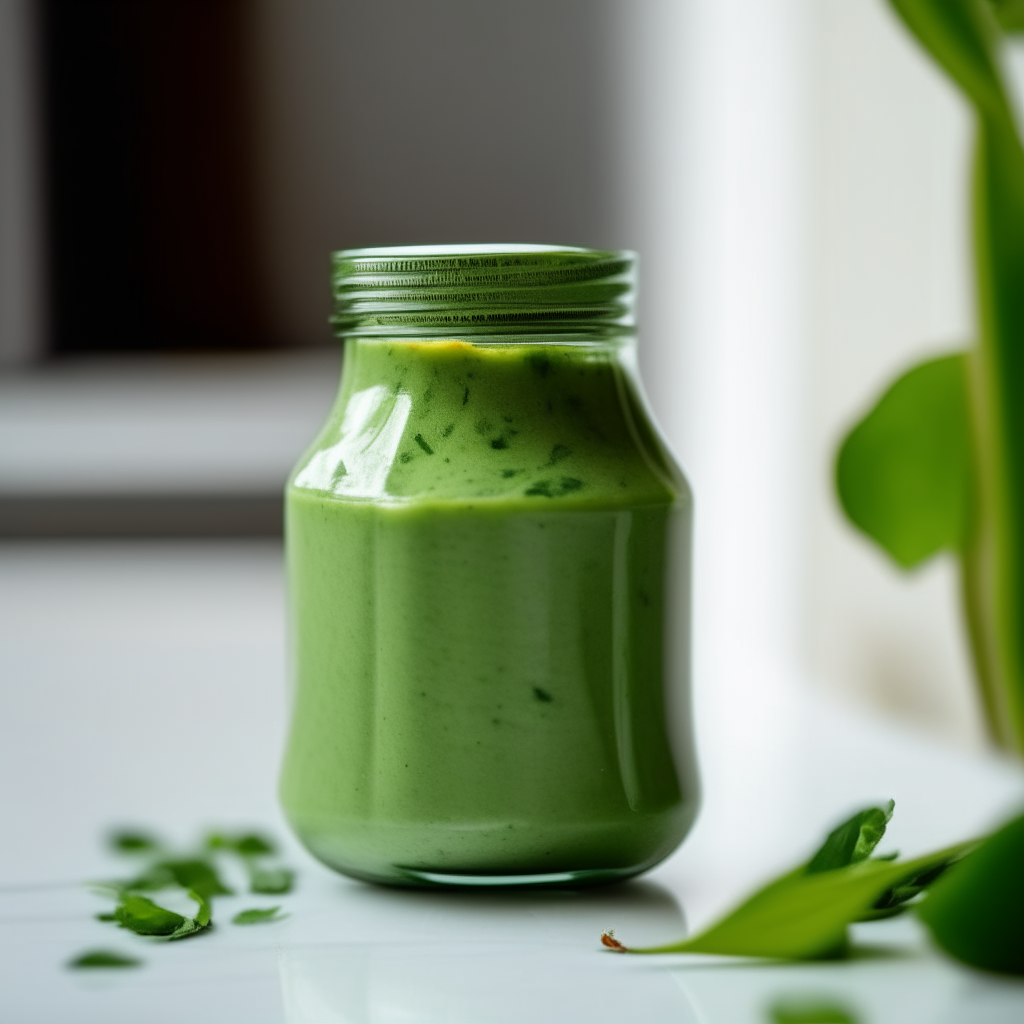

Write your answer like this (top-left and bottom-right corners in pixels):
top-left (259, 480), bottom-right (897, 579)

top-left (2, 540), bottom-right (1022, 1023)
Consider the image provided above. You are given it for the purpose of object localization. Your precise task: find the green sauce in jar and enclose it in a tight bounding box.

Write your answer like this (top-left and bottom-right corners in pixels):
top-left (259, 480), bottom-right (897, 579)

top-left (281, 246), bottom-right (698, 886)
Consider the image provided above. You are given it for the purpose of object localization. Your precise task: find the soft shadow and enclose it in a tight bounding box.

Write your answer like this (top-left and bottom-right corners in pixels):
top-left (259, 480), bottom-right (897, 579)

top-left (337, 875), bottom-right (688, 948)
top-left (278, 879), bottom-right (695, 1024)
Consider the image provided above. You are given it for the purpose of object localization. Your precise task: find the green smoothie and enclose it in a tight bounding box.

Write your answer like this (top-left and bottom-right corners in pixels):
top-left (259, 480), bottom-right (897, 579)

top-left (281, 337), bottom-right (696, 885)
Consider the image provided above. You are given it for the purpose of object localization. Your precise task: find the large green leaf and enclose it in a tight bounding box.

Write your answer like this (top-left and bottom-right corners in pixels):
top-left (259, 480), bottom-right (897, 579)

top-left (917, 810), bottom-right (1024, 975)
top-left (836, 354), bottom-right (971, 569)
top-left (627, 843), bottom-right (971, 959)
top-left (988, 1), bottom-right (1024, 33)
top-left (890, 0), bottom-right (1013, 122)
top-left (612, 805), bottom-right (970, 960)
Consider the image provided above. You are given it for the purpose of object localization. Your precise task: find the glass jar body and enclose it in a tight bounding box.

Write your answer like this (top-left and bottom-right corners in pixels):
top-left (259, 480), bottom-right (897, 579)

top-left (281, 332), bottom-right (697, 887)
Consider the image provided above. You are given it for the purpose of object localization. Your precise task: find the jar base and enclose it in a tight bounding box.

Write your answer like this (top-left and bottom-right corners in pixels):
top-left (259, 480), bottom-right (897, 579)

top-left (392, 865), bottom-right (643, 889)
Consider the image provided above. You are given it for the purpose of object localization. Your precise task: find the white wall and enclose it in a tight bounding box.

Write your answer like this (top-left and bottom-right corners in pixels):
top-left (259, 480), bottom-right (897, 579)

top-left (618, 0), bottom-right (990, 752)
top-left (615, 0), bottom-right (812, 873)
top-left (806, 1), bottom-right (984, 748)
top-left (249, 0), bottom-right (618, 347)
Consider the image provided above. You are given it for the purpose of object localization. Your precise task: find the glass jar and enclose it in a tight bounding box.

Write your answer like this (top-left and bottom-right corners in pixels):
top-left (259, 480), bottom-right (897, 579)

top-left (280, 244), bottom-right (698, 887)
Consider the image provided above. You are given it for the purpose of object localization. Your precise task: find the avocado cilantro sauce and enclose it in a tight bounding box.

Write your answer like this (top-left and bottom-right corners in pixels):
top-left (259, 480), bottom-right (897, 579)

top-left (280, 246), bottom-right (698, 886)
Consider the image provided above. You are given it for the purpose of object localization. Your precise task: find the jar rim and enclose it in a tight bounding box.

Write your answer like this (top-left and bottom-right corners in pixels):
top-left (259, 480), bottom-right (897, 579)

top-left (338, 242), bottom-right (607, 258)
top-left (329, 243), bottom-right (637, 338)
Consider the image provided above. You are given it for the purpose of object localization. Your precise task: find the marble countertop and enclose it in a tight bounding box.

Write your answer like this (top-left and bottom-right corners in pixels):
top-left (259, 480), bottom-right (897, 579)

top-left (2, 540), bottom-right (1022, 1023)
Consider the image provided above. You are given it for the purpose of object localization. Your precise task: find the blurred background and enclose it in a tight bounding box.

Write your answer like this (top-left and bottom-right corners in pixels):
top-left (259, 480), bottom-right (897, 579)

top-left (0, 0), bottom-right (1008, 880)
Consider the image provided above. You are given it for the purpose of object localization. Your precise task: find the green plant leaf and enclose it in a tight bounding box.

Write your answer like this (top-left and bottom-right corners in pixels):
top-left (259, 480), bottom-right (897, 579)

top-left (67, 949), bottom-right (142, 969)
top-left (806, 801), bottom-right (894, 874)
top-left (865, 845), bottom-right (971, 917)
top-left (605, 804), bottom-right (974, 959)
top-left (989, 0), bottom-right (1024, 31)
top-left (836, 354), bottom-right (971, 568)
top-left (885, 0), bottom-right (1024, 755)
top-left (627, 847), bottom-right (968, 959)
top-left (889, 0), bottom-right (1014, 124)
top-left (917, 810), bottom-right (1024, 975)
top-left (232, 906), bottom-right (285, 925)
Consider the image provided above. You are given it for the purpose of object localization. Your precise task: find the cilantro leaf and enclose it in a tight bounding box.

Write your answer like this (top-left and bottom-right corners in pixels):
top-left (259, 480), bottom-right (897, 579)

top-left (114, 890), bottom-right (211, 942)
top-left (108, 829), bottom-right (161, 854)
top-left (249, 866), bottom-right (294, 894)
top-left (114, 894), bottom-right (186, 936)
top-left (166, 891), bottom-right (211, 941)
top-left (806, 801), bottom-right (894, 874)
top-left (158, 858), bottom-right (232, 899)
top-left (121, 858), bottom-right (232, 899)
top-left (67, 949), bottom-right (142, 969)
top-left (202, 830), bottom-right (292, 892)
top-left (206, 832), bottom-right (276, 857)
top-left (117, 863), bottom-right (176, 892)
top-left (232, 906), bottom-right (285, 925)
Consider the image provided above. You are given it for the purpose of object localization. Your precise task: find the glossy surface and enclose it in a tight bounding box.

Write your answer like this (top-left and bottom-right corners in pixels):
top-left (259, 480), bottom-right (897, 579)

top-left (2, 541), bottom-right (1024, 1023)
top-left (281, 338), bottom-right (696, 885)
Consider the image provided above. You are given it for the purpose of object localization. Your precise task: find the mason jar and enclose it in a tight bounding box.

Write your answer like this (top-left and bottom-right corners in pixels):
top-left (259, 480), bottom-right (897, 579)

top-left (280, 244), bottom-right (698, 887)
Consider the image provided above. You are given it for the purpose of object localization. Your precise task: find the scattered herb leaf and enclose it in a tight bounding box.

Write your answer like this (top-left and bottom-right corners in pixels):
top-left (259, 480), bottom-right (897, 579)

top-left (165, 890), bottom-right (212, 941)
top-left (120, 858), bottom-right (232, 899)
top-left (68, 949), bottom-right (142, 969)
top-left (108, 829), bottom-right (161, 854)
top-left (206, 831), bottom-right (276, 857)
top-left (116, 863), bottom-right (176, 892)
top-left (159, 859), bottom-right (233, 898)
top-left (249, 866), bottom-right (295, 895)
top-left (114, 890), bottom-right (211, 942)
top-left (232, 906), bottom-right (285, 925)
top-left (233, 834), bottom-right (276, 857)
top-left (85, 823), bottom-right (292, 969)
top-left (114, 894), bottom-right (186, 936)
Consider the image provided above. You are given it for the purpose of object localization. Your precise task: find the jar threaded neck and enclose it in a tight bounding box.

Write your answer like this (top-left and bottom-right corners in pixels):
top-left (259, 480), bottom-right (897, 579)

top-left (330, 244), bottom-right (636, 338)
